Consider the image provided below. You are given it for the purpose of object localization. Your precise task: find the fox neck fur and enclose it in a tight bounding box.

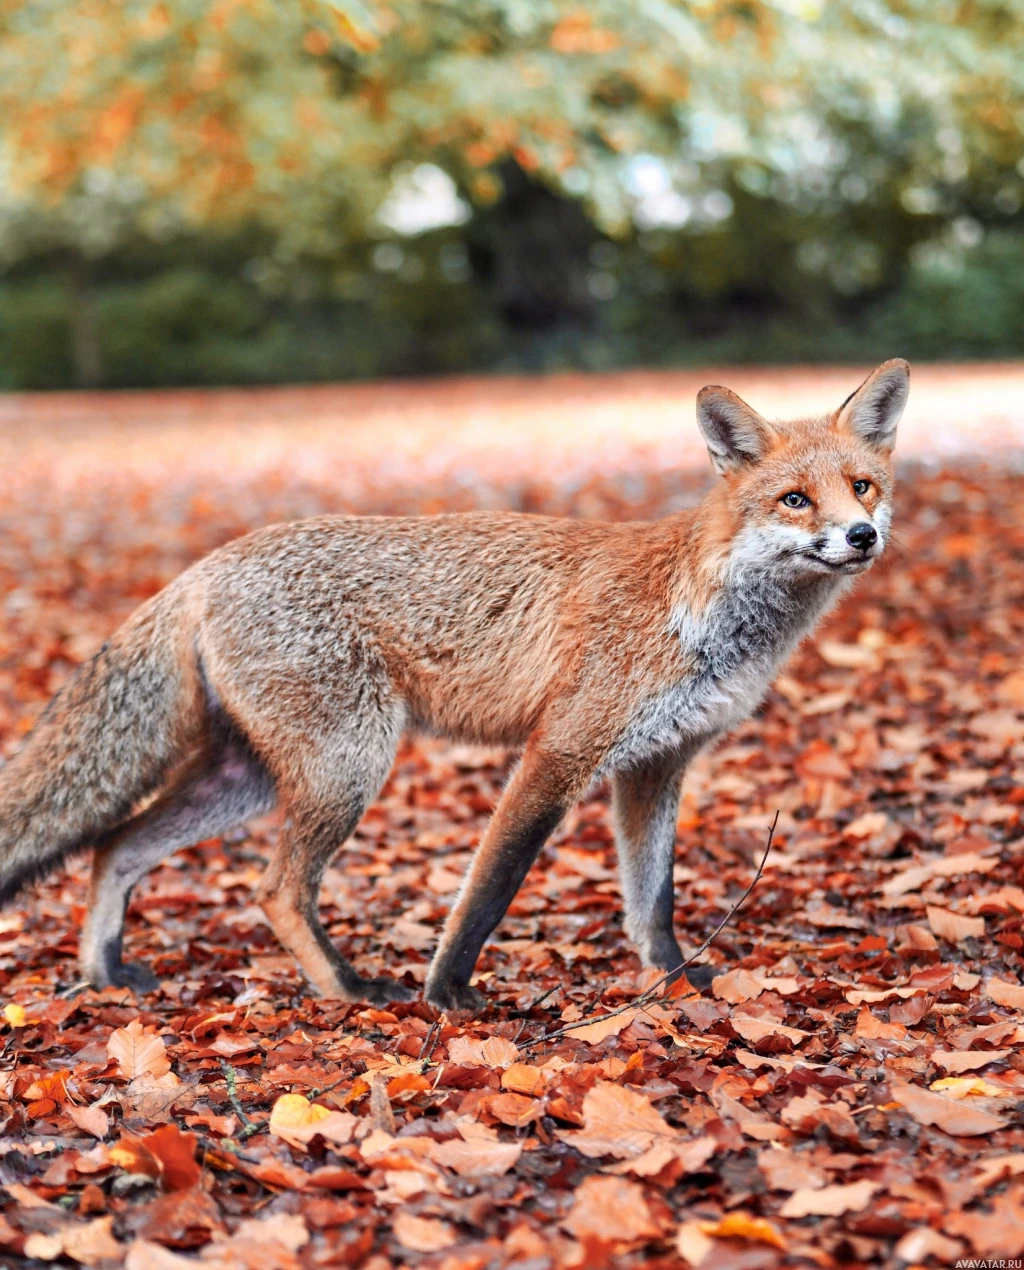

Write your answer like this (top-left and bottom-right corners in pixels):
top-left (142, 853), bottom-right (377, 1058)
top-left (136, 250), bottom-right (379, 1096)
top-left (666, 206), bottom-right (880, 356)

top-left (601, 517), bottom-right (848, 773)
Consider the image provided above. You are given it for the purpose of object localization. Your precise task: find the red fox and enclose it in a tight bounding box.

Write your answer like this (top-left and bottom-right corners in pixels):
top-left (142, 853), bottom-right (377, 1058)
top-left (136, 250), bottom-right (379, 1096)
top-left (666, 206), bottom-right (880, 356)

top-left (0, 361), bottom-right (908, 1010)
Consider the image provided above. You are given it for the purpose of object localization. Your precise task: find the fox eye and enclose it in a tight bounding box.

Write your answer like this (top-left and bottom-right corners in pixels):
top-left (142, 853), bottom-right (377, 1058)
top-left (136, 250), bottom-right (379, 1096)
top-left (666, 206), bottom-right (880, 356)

top-left (781, 491), bottom-right (810, 509)
top-left (853, 478), bottom-right (871, 496)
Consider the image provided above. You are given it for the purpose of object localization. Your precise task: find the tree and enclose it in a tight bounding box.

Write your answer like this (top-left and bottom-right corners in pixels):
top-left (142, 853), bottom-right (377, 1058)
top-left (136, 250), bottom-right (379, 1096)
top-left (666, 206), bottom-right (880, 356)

top-left (1, 2), bottom-right (1022, 384)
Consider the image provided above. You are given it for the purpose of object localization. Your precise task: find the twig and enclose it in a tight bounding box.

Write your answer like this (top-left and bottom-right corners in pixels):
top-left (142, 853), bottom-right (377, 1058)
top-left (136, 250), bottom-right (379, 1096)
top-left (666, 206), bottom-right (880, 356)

top-left (520, 810), bottom-right (778, 1051)
top-left (307, 1071), bottom-right (354, 1102)
top-left (417, 1019), bottom-right (441, 1070)
top-left (218, 1059), bottom-right (265, 1141)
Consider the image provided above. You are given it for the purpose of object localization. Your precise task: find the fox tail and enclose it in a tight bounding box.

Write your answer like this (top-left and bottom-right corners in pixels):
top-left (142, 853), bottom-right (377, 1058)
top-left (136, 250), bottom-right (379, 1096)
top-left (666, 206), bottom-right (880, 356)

top-left (0, 592), bottom-right (203, 903)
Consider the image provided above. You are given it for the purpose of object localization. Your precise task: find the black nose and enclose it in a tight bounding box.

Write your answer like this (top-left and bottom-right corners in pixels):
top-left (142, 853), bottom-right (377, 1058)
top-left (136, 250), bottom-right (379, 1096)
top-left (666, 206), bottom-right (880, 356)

top-left (847, 522), bottom-right (877, 552)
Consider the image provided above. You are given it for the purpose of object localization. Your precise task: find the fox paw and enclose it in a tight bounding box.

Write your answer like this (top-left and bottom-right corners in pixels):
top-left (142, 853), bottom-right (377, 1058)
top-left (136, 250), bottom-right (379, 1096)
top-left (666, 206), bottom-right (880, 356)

top-left (96, 962), bottom-right (160, 995)
top-left (424, 981), bottom-right (487, 1013)
top-left (350, 976), bottom-right (416, 1006)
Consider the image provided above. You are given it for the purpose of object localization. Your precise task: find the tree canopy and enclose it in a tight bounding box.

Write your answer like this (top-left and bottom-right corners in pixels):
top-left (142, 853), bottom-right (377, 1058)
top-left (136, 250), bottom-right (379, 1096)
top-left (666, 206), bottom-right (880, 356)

top-left (1, 0), bottom-right (1022, 260)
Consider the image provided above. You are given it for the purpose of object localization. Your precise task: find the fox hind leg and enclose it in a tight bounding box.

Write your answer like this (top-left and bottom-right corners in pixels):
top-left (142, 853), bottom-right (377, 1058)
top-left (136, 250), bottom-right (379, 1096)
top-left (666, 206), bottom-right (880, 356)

top-left (80, 738), bottom-right (275, 992)
top-left (257, 718), bottom-right (414, 1006)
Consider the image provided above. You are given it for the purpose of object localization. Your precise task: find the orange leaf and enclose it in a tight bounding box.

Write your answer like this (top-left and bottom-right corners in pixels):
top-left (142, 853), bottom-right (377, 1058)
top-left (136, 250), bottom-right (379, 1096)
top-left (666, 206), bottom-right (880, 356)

top-left (269, 1093), bottom-right (356, 1148)
top-left (393, 1212), bottom-right (456, 1253)
top-left (890, 1079), bottom-right (1006, 1136)
top-left (926, 905), bottom-right (985, 943)
top-left (564, 1008), bottom-right (637, 1044)
top-left (107, 1019), bottom-right (171, 1080)
top-left (700, 1212), bottom-right (786, 1249)
top-left (561, 1175), bottom-right (660, 1244)
top-left (66, 1103), bottom-right (110, 1140)
top-left (987, 977), bottom-right (1024, 1009)
top-left (780, 1179), bottom-right (878, 1218)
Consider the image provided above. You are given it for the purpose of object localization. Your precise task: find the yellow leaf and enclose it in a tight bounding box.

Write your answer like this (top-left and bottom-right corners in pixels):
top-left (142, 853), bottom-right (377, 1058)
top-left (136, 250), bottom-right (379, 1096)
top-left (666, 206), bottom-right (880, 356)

top-left (3, 1004), bottom-right (27, 1027)
top-left (268, 1094), bottom-right (355, 1149)
top-left (930, 1076), bottom-right (1010, 1098)
top-left (269, 1094), bottom-right (331, 1130)
top-left (700, 1212), bottom-right (787, 1249)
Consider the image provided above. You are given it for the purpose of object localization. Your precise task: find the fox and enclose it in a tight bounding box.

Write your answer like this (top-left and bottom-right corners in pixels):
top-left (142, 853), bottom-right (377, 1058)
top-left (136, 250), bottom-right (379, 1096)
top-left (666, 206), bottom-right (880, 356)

top-left (0, 361), bottom-right (908, 1011)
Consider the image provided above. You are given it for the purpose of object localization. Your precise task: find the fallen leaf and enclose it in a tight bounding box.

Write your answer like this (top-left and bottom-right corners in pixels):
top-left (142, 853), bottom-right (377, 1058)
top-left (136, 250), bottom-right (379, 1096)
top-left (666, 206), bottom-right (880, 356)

top-left (66, 1103), bottom-right (110, 1140)
top-left (564, 1008), bottom-right (637, 1044)
top-left (232, 1212), bottom-right (309, 1252)
top-left (890, 1079), bottom-right (1007, 1136)
top-left (268, 1094), bottom-right (355, 1149)
top-left (561, 1174), bottom-right (660, 1244)
top-left (926, 905), bottom-right (985, 942)
top-left (932, 1049), bottom-right (1011, 1074)
top-left (431, 1134), bottom-right (521, 1178)
top-left (393, 1212), bottom-right (456, 1253)
top-left (712, 968), bottom-right (765, 1004)
top-left (446, 1035), bottom-right (519, 1068)
top-left (988, 977), bottom-right (1024, 1009)
top-left (557, 1080), bottom-right (676, 1159)
top-left (930, 1076), bottom-right (1010, 1098)
top-left (780, 1179), bottom-right (878, 1218)
top-left (699, 1212), bottom-right (786, 1249)
top-left (107, 1020), bottom-right (172, 1081)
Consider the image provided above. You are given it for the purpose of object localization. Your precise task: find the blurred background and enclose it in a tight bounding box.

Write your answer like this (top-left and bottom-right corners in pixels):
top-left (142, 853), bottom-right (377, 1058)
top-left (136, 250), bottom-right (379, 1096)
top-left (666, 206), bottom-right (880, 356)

top-left (1, 0), bottom-right (1023, 391)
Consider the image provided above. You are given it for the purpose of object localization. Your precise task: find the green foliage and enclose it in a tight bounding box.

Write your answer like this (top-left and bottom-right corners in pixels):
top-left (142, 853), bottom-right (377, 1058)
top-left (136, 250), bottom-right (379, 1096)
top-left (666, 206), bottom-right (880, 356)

top-left (0, 2), bottom-right (1022, 386)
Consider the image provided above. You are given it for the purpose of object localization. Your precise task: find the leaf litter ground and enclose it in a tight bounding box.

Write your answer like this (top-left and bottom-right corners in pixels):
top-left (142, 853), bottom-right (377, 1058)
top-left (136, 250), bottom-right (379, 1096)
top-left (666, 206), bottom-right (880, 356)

top-left (0, 380), bottom-right (1022, 1269)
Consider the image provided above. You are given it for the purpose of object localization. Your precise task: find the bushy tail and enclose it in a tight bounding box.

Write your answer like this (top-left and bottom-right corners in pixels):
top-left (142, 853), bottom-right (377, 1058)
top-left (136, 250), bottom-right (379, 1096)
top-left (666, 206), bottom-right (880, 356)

top-left (0, 590), bottom-right (203, 903)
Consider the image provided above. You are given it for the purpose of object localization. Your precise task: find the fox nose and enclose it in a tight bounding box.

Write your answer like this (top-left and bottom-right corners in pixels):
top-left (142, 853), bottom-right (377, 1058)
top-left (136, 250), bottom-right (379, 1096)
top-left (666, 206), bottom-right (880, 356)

top-left (847, 522), bottom-right (877, 552)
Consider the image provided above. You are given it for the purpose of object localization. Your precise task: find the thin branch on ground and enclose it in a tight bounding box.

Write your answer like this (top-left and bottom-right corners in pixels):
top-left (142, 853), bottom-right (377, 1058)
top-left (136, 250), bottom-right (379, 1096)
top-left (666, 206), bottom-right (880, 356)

top-left (520, 810), bottom-right (779, 1051)
top-left (219, 1058), bottom-right (266, 1141)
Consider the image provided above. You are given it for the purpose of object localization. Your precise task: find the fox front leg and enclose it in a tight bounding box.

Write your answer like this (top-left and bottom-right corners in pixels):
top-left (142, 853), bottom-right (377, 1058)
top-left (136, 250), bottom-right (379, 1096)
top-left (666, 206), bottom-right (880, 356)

top-left (424, 742), bottom-right (592, 1011)
top-left (612, 755), bottom-right (686, 978)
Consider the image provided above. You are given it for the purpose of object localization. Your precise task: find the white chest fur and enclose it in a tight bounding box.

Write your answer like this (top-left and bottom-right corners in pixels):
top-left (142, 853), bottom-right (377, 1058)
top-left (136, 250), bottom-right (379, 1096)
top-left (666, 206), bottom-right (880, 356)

top-left (605, 571), bottom-right (843, 772)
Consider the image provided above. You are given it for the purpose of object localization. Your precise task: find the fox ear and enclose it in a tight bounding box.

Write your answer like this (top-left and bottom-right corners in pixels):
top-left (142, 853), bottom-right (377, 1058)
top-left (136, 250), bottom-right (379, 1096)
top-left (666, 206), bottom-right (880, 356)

top-left (836, 359), bottom-right (909, 452)
top-left (696, 386), bottom-right (774, 475)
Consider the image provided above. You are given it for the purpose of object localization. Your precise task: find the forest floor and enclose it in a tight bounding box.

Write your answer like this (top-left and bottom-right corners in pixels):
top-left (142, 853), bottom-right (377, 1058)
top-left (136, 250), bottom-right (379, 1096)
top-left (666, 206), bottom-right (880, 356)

top-left (0, 367), bottom-right (1022, 1269)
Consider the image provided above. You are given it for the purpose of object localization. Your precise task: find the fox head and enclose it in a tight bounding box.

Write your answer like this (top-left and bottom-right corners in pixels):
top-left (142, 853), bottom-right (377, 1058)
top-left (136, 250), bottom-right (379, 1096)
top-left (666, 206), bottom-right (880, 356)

top-left (696, 359), bottom-right (909, 579)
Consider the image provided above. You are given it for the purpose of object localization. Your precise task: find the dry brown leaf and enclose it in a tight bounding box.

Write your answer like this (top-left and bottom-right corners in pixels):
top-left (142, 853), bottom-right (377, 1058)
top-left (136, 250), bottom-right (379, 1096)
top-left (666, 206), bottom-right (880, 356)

top-left (232, 1212), bottom-right (309, 1252)
top-left (933, 1049), bottom-right (1011, 1074)
top-left (855, 1006), bottom-right (906, 1041)
top-left (890, 1079), bottom-right (1007, 1136)
top-left (893, 1227), bottom-right (963, 1265)
top-left (561, 1174), bottom-right (660, 1244)
top-left (431, 1134), bottom-right (521, 1178)
top-left (500, 1062), bottom-right (551, 1096)
top-left (676, 1219), bottom-right (715, 1267)
top-left (65, 1103), bottom-right (110, 1140)
top-left (712, 967), bottom-right (765, 1004)
top-left (607, 1134), bottom-right (717, 1178)
top-left (107, 1020), bottom-right (172, 1081)
top-left (714, 1091), bottom-right (786, 1142)
top-left (700, 1211), bottom-right (786, 1249)
top-left (780, 1179), bottom-right (878, 1218)
top-left (393, 1212), bottom-right (457, 1253)
top-left (268, 1094), bottom-right (355, 1149)
top-left (987, 977), bottom-right (1024, 1009)
top-left (446, 1035), bottom-right (518, 1068)
top-left (926, 905), bottom-right (985, 942)
top-left (758, 1146), bottom-right (827, 1192)
top-left (564, 1008), bottom-right (638, 1044)
top-left (730, 1015), bottom-right (809, 1045)
top-left (556, 1080), bottom-right (675, 1159)
top-left (972, 1154), bottom-right (1024, 1194)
